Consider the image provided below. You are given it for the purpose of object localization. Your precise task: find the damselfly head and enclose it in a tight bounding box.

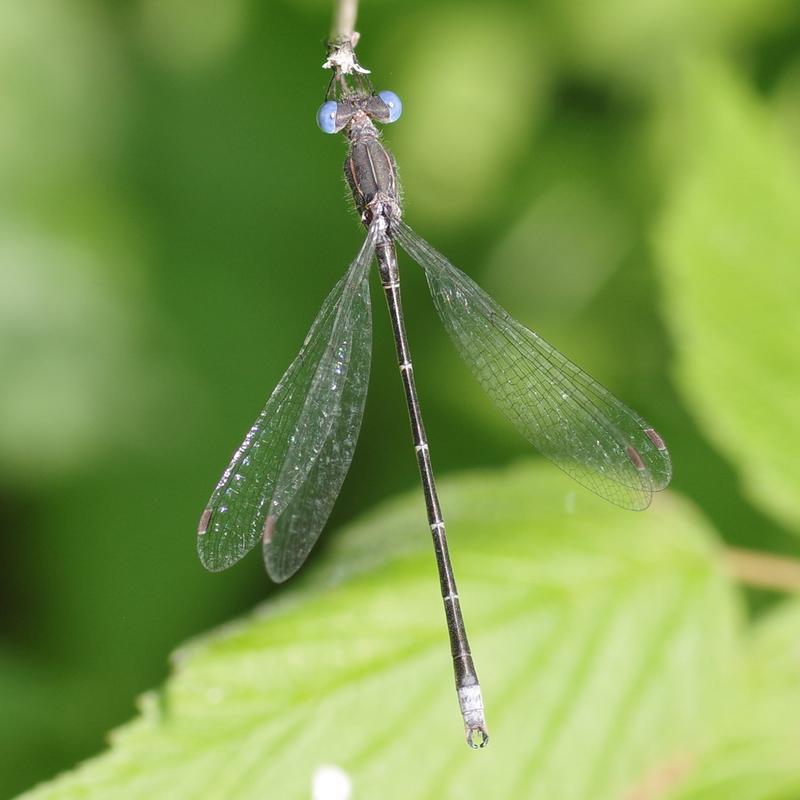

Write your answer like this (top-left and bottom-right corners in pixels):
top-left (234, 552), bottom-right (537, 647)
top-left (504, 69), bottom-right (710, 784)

top-left (316, 91), bottom-right (402, 135)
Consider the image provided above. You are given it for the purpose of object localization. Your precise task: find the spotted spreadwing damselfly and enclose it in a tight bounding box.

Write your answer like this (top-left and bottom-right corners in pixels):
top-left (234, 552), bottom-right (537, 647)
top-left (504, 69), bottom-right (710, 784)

top-left (197, 36), bottom-right (672, 749)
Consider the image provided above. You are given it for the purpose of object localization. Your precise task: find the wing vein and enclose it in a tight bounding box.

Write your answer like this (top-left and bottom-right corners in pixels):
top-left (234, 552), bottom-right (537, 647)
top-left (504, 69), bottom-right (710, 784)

top-left (394, 220), bottom-right (671, 510)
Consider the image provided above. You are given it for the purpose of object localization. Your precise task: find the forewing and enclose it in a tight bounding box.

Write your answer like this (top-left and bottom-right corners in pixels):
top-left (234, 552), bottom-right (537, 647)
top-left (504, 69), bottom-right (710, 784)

top-left (198, 233), bottom-right (375, 572)
top-left (264, 270), bottom-right (371, 582)
top-left (394, 221), bottom-right (671, 511)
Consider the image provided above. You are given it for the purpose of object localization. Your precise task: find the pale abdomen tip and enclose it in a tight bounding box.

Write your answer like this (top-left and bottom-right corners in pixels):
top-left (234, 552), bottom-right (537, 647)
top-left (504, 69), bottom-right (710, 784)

top-left (458, 684), bottom-right (489, 748)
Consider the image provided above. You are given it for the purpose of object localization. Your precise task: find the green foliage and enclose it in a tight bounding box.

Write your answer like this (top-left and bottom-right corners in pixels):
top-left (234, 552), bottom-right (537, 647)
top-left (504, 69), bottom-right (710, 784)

top-left (20, 463), bottom-right (742, 800)
top-left (666, 598), bottom-right (800, 800)
top-left (392, 6), bottom-right (545, 225)
top-left (3, 0), bottom-right (800, 797)
top-left (657, 61), bottom-right (800, 532)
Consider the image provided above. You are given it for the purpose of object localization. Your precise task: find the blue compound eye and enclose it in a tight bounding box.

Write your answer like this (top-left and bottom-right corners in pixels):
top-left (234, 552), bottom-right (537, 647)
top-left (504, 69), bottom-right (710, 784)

top-left (316, 100), bottom-right (338, 134)
top-left (378, 90), bottom-right (402, 123)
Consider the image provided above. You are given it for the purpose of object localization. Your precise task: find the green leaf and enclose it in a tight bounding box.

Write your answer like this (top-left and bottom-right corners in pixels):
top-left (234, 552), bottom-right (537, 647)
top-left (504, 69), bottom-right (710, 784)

top-left (667, 597), bottom-right (800, 800)
top-left (656, 61), bottom-right (800, 532)
top-left (19, 463), bottom-right (739, 800)
top-left (18, 465), bottom-right (738, 800)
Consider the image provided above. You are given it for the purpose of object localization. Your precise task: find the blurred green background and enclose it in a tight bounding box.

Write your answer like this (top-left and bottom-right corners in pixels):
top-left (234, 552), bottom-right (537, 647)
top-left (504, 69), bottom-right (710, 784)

top-left (2, 0), bottom-right (800, 797)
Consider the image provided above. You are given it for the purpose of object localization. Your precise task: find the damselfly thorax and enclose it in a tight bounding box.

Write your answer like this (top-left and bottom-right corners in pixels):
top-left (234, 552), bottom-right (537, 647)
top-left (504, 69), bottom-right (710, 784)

top-left (345, 125), bottom-right (401, 228)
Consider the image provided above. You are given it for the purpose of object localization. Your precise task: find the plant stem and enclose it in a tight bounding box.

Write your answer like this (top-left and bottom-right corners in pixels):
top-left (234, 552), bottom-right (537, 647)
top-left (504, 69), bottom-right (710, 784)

top-left (725, 547), bottom-right (800, 592)
top-left (324, 0), bottom-right (369, 78)
top-left (331, 0), bottom-right (359, 43)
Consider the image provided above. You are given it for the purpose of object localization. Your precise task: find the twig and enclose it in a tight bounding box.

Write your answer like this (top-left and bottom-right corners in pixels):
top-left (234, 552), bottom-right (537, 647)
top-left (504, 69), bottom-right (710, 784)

top-left (323, 0), bottom-right (370, 78)
top-left (725, 547), bottom-right (800, 592)
top-left (330, 0), bottom-right (359, 43)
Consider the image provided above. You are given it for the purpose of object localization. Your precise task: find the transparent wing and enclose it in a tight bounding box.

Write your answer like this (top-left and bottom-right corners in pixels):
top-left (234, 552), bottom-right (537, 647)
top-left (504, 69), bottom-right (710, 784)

top-left (264, 269), bottom-right (371, 582)
top-left (394, 220), bottom-right (671, 511)
top-left (198, 231), bottom-right (374, 574)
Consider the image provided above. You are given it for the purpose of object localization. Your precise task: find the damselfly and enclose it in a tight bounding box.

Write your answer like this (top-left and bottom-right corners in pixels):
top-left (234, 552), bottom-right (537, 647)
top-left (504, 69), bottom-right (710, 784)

top-left (197, 39), bottom-right (671, 749)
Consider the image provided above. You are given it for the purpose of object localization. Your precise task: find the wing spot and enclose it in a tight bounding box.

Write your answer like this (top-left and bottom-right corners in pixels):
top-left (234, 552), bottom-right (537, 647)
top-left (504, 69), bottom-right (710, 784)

top-left (263, 515), bottom-right (278, 545)
top-left (626, 446), bottom-right (646, 471)
top-left (198, 508), bottom-right (212, 536)
top-left (645, 427), bottom-right (666, 450)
